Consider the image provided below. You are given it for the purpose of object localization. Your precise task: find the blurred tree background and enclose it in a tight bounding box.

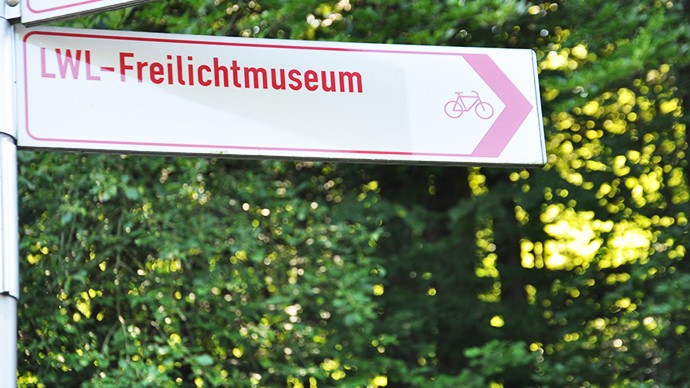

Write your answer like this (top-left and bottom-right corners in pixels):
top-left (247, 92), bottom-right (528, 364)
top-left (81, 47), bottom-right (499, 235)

top-left (15, 0), bottom-right (690, 386)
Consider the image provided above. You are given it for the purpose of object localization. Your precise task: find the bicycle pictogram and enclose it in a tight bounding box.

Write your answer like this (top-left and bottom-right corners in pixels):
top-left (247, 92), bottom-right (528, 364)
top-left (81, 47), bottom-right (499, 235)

top-left (444, 90), bottom-right (494, 119)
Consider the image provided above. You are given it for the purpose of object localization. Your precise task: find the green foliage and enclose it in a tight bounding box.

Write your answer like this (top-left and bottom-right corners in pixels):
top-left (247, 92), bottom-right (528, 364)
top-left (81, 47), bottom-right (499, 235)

top-left (432, 340), bottom-right (537, 387)
top-left (16, 0), bottom-right (690, 386)
top-left (19, 155), bottom-right (391, 386)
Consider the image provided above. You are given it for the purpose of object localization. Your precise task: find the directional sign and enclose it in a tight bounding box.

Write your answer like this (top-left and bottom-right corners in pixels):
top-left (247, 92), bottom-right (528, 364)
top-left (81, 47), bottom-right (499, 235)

top-left (20, 0), bottom-right (150, 25)
top-left (15, 26), bottom-right (545, 166)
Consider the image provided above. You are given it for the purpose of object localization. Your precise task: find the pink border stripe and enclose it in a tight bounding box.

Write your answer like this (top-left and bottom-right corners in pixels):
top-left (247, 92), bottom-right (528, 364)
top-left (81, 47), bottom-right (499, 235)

top-left (23, 137), bottom-right (475, 158)
top-left (23, 30), bottom-right (530, 159)
top-left (27, 0), bottom-right (103, 14)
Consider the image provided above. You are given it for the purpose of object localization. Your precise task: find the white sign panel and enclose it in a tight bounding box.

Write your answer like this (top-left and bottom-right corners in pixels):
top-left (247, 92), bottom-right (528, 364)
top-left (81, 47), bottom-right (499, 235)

top-left (20, 0), bottom-right (148, 25)
top-left (15, 26), bottom-right (545, 166)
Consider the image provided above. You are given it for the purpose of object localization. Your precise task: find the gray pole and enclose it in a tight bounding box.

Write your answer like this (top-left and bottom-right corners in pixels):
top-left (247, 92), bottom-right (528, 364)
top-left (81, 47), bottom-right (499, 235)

top-left (0, 10), bottom-right (19, 388)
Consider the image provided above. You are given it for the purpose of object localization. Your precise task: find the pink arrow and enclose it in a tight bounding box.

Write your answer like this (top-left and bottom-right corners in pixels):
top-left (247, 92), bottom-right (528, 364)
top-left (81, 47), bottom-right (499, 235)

top-left (461, 54), bottom-right (534, 157)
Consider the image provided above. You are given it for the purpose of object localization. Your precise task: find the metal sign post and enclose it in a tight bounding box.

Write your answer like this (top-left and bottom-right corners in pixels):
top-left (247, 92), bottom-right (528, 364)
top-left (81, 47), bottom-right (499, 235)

top-left (0, 10), bottom-right (19, 388)
top-left (0, 134), bottom-right (18, 388)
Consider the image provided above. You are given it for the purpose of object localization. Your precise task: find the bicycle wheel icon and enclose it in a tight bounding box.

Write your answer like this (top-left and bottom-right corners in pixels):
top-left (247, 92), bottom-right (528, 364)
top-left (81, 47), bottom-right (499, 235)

top-left (444, 100), bottom-right (464, 118)
top-left (474, 101), bottom-right (494, 119)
